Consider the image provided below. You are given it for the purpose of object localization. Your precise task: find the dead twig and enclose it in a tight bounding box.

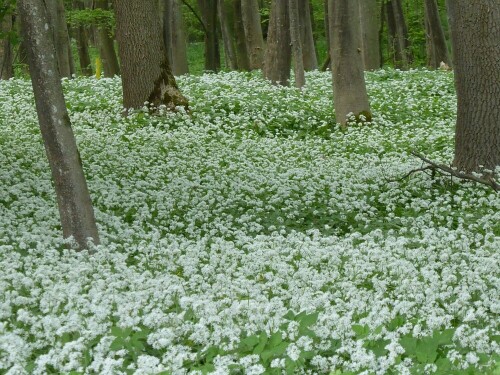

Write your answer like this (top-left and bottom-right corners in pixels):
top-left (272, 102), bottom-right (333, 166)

top-left (410, 151), bottom-right (500, 192)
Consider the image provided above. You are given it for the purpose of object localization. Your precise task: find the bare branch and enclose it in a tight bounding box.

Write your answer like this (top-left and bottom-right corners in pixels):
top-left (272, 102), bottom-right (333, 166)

top-left (410, 151), bottom-right (500, 192)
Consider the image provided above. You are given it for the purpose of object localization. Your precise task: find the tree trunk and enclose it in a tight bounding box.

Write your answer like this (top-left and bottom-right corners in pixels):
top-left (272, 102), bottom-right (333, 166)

top-left (358, 0), bottom-right (381, 70)
top-left (233, 0), bottom-right (251, 71)
top-left (46, 0), bottom-right (73, 78)
top-left (95, 0), bottom-right (120, 77)
top-left (299, 0), bottom-right (317, 71)
top-left (114, 0), bottom-right (188, 110)
top-left (240, 0), bottom-right (265, 70)
top-left (0, 14), bottom-right (14, 79)
top-left (162, 0), bottom-right (189, 75)
top-left (448, 0), bottom-right (500, 173)
top-left (18, 0), bottom-right (100, 250)
top-left (218, 0), bottom-right (238, 70)
top-left (72, 0), bottom-right (92, 76)
top-left (424, 0), bottom-right (450, 69)
top-left (329, 0), bottom-right (371, 126)
top-left (197, 0), bottom-right (220, 72)
top-left (289, 0), bottom-right (305, 88)
top-left (264, 0), bottom-right (291, 85)
top-left (386, 0), bottom-right (411, 69)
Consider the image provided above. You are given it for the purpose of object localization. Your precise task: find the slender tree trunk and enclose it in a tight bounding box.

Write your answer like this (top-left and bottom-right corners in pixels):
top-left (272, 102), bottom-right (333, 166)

top-left (45, 0), bottom-right (73, 77)
top-left (329, 0), bottom-right (371, 125)
top-left (114, 0), bottom-right (188, 110)
top-left (18, 0), bottom-right (100, 250)
top-left (162, 0), bottom-right (189, 75)
top-left (321, 0), bottom-right (331, 71)
top-left (264, 0), bottom-right (291, 85)
top-left (386, 0), bottom-right (411, 69)
top-left (424, 0), bottom-right (450, 69)
top-left (72, 0), bottom-right (92, 76)
top-left (233, 0), bottom-right (251, 71)
top-left (299, 0), bottom-right (317, 71)
top-left (240, 0), bottom-right (265, 70)
top-left (447, 0), bottom-right (500, 173)
top-left (289, 0), bottom-right (305, 88)
top-left (218, 0), bottom-right (238, 70)
top-left (359, 0), bottom-right (381, 70)
top-left (197, 0), bottom-right (220, 72)
top-left (0, 14), bottom-right (14, 79)
top-left (95, 0), bottom-right (120, 77)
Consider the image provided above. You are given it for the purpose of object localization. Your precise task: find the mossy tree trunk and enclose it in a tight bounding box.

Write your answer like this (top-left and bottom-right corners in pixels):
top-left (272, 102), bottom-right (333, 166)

top-left (289, 0), bottom-right (305, 88)
top-left (113, 0), bottom-right (188, 110)
top-left (197, 0), bottom-right (220, 72)
top-left (359, 0), bottom-right (381, 70)
top-left (299, 0), bottom-right (317, 71)
top-left (95, 0), bottom-right (120, 77)
top-left (18, 0), bottom-right (100, 250)
top-left (233, 0), bottom-right (251, 71)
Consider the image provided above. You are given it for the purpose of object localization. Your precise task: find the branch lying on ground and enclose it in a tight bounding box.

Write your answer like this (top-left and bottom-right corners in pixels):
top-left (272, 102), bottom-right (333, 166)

top-left (408, 151), bottom-right (500, 192)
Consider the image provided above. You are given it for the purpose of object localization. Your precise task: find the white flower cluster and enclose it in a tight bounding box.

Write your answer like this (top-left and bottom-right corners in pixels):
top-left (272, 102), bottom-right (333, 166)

top-left (0, 69), bottom-right (498, 374)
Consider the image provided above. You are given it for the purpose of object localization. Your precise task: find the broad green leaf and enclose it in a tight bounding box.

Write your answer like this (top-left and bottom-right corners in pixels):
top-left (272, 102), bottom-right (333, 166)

top-left (269, 331), bottom-right (282, 346)
top-left (299, 311), bottom-right (319, 328)
top-left (416, 337), bottom-right (438, 363)
top-left (110, 337), bottom-right (124, 351)
top-left (239, 335), bottom-right (259, 352)
top-left (400, 335), bottom-right (417, 355)
top-left (253, 332), bottom-right (268, 355)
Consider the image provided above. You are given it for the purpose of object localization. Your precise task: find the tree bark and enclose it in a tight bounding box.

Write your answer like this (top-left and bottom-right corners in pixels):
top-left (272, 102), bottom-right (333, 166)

top-left (329, 0), bottom-right (371, 126)
top-left (162, 0), bottom-right (189, 75)
top-left (447, 0), bottom-right (500, 173)
top-left (240, 0), bottom-right (265, 70)
top-left (218, 0), bottom-right (238, 70)
top-left (45, 0), bottom-right (73, 78)
top-left (386, 0), bottom-right (411, 69)
top-left (18, 0), bottom-right (100, 250)
top-left (299, 0), bottom-right (317, 71)
top-left (114, 0), bottom-right (188, 110)
top-left (233, 0), bottom-right (251, 71)
top-left (72, 0), bottom-right (92, 76)
top-left (0, 14), bottom-right (14, 79)
top-left (95, 0), bottom-right (120, 77)
top-left (197, 0), bottom-right (220, 72)
top-left (264, 0), bottom-right (291, 85)
top-left (358, 0), bottom-right (381, 70)
top-left (424, 0), bottom-right (450, 69)
top-left (289, 0), bottom-right (305, 88)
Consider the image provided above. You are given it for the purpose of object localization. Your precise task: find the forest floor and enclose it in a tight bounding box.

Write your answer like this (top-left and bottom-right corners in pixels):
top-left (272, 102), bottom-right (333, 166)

top-left (0, 70), bottom-right (498, 374)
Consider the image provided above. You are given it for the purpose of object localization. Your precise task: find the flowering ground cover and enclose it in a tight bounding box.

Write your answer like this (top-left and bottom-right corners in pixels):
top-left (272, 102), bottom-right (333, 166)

top-left (0, 70), bottom-right (498, 375)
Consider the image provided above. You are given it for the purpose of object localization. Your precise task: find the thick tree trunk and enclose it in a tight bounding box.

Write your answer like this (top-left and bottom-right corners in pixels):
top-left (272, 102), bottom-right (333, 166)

top-left (114, 0), bottom-right (188, 110)
top-left (95, 0), bottom-right (120, 77)
top-left (386, 0), bottom-right (411, 69)
top-left (299, 0), bottom-right (317, 71)
top-left (233, 0), bottom-right (251, 71)
top-left (359, 0), bottom-right (381, 70)
top-left (18, 0), bottom-right (100, 250)
top-left (289, 0), bottom-right (305, 88)
top-left (329, 0), bottom-right (371, 126)
top-left (218, 0), bottom-right (238, 70)
top-left (447, 0), bottom-right (500, 173)
top-left (240, 0), bottom-right (265, 70)
top-left (72, 0), bottom-right (92, 76)
top-left (197, 0), bottom-right (220, 72)
top-left (264, 0), bottom-right (291, 85)
top-left (161, 0), bottom-right (189, 75)
top-left (0, 14), bottom-right (14, 79)
top-left (424, 0), bottom-right (450, 69)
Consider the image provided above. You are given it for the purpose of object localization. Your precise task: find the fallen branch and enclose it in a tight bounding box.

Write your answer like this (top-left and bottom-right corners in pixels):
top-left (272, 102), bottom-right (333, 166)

top-left (410, 151), bottom-right (500, 192)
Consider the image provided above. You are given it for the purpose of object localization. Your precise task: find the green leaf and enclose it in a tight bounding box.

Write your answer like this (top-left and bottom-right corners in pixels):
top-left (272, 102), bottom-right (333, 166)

top-left (253, 332), bottom-right (268, 355)
top-left (400, 335), bottom-right (417, 356)
top-left (239, 335), bottom-right (259, 352)
top-left (352, 324), bottom-right (369, 338)
top-left (434, 357), bottom-right (452, 374)
top-left (285, 358), bottom-right (296, 375)
top-left (298, 311), bottom-right (319, 328)
top-left (416, 337), bottom-right (439, 363)
top-left (269, 331), bottom-right (282, 346)
top-left (110, 337), bottom-right (124, 351)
